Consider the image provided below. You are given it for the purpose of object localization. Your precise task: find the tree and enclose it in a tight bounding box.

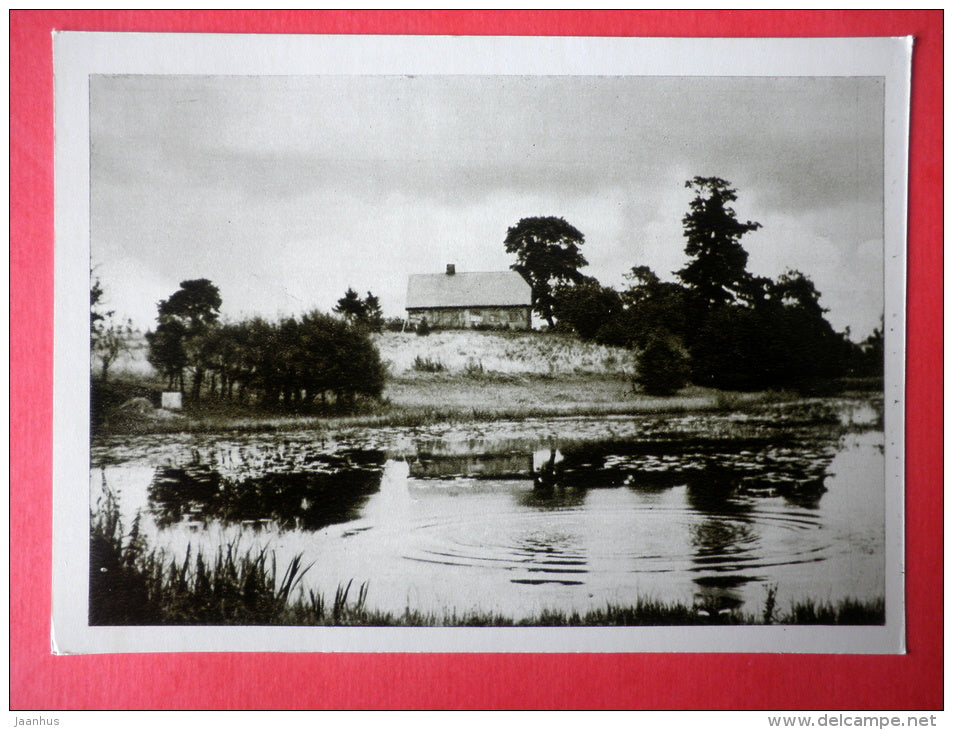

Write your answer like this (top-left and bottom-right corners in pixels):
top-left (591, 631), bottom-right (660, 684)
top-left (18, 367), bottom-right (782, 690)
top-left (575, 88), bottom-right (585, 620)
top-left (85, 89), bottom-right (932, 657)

top-left (688, 270), bottom-right (848, 390)
top-left (94, 317), bottom-right (135, 382)
top-left (157, 279), bottom-right (222, 331)
top-left (768, 269), bottom-right (826, 319)
top-left (855, 317), bottom-right (885, 377)
top-left (360, 292), bottom-right (384, 333)
top-left (146, 320), bottom-right (188, 389)
top-left (90, 274), bottom-right (111, 350)
top-left (504, 216), bottom-right (588, 327)
top-left (148, 279), bottom-right (222, 400)
top-left (619, 266), bottom-right (662, 307)
top-left (90, 275), bottom-right (134, 382)
top-left (551, 276), bottom-right (622, 340)
top-left (593, 266), bottom-right (690, 350)
top-left (334, 288), bottom-right (385, 332)
top-left (676, 177), bottom-right (762, 310)
top-left (334, 288), bottom-right (364, 323)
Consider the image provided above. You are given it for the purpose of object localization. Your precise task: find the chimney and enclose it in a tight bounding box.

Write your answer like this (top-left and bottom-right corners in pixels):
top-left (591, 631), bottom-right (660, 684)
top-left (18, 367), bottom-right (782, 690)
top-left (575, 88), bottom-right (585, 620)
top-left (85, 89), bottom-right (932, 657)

top-left (446, 264), bottom-right (456, 276)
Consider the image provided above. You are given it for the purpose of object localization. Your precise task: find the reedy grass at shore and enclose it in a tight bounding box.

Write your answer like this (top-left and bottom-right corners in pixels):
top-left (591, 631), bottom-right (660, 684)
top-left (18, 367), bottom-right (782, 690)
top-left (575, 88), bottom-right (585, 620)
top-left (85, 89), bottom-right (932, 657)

top-left (90, 497), bottom-right (885, 627)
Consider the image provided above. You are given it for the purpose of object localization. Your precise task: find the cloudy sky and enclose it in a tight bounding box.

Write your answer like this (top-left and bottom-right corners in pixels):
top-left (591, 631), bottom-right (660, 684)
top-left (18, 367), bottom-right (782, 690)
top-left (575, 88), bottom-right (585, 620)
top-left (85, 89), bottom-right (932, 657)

top-left (91, 73), bottom-right (884, 338)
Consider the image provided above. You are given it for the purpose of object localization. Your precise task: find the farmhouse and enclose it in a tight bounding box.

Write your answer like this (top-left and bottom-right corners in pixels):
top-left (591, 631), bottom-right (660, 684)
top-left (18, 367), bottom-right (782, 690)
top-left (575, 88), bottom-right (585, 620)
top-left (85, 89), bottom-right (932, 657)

top-left (406, 265), bottom-right (532, 330)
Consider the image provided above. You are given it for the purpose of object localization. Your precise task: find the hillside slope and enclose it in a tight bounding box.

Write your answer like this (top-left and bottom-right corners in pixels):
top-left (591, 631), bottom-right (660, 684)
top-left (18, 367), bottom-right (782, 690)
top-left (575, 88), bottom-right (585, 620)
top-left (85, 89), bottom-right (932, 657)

top-left (375, 330), bottom-right (632, 376)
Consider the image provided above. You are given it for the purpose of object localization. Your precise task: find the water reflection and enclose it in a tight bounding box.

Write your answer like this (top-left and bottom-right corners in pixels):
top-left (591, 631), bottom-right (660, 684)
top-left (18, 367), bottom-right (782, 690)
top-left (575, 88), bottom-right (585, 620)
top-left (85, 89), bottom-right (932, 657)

top-left (403, 436), bottom-right (837, 515)
top-left (148, 449), bottom-right (385, 531)
top-left (409, 452), bottom-right (532, 480)
top-left (523, 449), bottom-right (587, 509)
top-left (680, 468), bottom-right (758, 607)
top-left (531, 439), bottom-right (835, 503)
top-left (95, 401), bottom-right (885, 619)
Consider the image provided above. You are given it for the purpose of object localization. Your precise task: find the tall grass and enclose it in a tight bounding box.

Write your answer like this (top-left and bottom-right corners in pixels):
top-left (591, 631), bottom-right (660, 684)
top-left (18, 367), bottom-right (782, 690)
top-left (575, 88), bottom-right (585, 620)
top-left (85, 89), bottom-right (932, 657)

top-left (89, 493), bottom-right (368, 626)
top-left (786, 597), bottom-right (886, 625)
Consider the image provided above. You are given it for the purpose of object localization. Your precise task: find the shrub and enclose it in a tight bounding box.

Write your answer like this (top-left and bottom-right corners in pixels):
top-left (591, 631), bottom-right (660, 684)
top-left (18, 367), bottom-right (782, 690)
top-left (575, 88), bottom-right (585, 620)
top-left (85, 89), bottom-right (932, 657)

top-left (415, 318), bottom-right (431, 336)
top-left (412, 355), bottom-right (445, 373)
top-left (634, 332), bottom-right (691, 396)
top-left (462, 359), bottom-right (485, 377)
top-left (292, 311), bottom-right (387, 406)
top-left (90, 379), bottom-right (162, 426)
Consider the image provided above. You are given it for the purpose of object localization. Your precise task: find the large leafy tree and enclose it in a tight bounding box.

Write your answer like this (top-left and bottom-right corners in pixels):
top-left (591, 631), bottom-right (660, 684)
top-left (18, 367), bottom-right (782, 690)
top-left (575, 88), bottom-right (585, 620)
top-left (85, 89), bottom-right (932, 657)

top-left (596, 265), bottom-right (691, 350)
top-left (146, 320), bottom-right (188, 389)
top-left (157, 278), bottom-right (222, 331)
top-left (147, 279), bottom-right (222, 399)
top-left (676, 177), bottom-right (762, 310)
top-left (504, 216), bottom-right (587, 327)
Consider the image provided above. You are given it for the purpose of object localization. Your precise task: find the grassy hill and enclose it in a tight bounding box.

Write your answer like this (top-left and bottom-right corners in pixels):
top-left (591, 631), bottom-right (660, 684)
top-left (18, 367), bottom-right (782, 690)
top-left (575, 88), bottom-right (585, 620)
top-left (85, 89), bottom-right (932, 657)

top-left (375, 330), bottom-right (632, 377)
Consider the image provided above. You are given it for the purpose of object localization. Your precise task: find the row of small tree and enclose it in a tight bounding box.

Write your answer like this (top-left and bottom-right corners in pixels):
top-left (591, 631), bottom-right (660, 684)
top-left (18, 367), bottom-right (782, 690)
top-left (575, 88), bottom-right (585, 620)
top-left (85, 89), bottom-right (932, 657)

top-left (505, 178), bottom-right (884, 394)
top-left (90, 275), bottom-right (135, 382)
top-left (145, 279), bottom-right (385, 409)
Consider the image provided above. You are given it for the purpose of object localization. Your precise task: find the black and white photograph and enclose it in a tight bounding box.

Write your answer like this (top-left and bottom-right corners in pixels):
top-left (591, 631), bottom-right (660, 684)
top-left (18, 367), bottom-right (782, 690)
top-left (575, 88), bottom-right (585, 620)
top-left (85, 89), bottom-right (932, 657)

top-left (53, 33), bottom-right (909, 654)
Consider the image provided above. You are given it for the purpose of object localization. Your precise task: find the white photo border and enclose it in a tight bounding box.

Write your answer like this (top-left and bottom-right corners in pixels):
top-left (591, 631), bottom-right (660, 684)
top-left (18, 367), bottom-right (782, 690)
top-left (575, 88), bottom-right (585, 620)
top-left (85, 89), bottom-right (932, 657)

top-left (53, 32), bottom-right (910, 654)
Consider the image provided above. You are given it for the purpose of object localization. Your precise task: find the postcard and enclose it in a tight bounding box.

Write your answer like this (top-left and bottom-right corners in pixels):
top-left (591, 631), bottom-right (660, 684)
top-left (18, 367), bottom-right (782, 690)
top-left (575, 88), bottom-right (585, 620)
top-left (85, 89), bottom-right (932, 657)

top-left (52, 32), bottom-right (910, 654)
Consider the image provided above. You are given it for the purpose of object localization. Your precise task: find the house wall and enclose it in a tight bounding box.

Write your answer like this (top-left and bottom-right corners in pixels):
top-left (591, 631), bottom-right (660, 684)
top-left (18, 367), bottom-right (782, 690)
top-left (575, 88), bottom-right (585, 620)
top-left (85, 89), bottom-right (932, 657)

top-left (407, 306), bottom-right (531, 330)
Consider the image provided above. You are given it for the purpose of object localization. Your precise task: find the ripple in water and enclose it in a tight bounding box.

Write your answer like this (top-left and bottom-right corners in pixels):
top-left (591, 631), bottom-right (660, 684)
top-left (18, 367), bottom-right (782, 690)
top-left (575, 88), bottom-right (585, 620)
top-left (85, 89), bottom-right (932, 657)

top-left (389, 490), bottom-right (835, 606)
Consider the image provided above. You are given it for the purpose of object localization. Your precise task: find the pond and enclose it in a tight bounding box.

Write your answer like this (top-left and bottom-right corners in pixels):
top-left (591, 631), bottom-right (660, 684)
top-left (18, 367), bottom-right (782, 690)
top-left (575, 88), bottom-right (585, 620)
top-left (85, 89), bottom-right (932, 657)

top-left (90, 397), bottom-right (884, 621)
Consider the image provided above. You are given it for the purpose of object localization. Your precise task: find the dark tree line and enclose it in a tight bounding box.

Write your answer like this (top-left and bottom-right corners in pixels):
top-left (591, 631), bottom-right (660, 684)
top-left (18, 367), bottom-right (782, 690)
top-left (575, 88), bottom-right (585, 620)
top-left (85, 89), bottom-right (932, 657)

top-left (537, 178), bottom-right (883, 394)
top-left (147, 280), bottom-right (386, 410)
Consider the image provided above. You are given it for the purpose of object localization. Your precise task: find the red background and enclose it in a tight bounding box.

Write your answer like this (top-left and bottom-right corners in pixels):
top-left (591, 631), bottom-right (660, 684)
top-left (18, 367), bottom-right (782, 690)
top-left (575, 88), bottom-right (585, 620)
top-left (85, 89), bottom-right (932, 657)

top-left (10, 10), bottom-right (943, 710)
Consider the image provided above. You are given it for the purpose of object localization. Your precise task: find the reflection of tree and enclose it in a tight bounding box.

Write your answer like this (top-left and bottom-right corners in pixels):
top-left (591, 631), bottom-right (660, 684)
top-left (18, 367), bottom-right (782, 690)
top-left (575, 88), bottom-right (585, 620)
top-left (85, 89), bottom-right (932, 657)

top-left (692, 575), bottom-right (747, 613)
top-left (148, 450), bottom-right (385, 531)
top-left (516, 437), bottom-right (836, 511)
top-left (690, 519), bottom-right (755, 556)
top-left (686, 468), bottom-right (756, 563)
top-left (520, 449), bottom-right (586, 509)
top-left (685, 465), bottom-right (758, 611)
top-left (685, 464), bottom-right (752, 516)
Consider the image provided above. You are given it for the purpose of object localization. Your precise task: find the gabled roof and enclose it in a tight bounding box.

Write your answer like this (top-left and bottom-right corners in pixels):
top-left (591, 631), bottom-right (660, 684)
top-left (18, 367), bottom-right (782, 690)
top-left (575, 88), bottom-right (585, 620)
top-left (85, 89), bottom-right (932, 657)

top-left (406, 271), bottom-right (532, 310)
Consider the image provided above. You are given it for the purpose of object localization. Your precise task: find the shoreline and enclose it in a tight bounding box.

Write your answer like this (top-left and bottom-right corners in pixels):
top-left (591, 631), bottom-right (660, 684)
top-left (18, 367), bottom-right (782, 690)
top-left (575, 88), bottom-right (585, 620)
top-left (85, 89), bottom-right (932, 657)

top-left (92, 373), bottom-right (883, 437)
